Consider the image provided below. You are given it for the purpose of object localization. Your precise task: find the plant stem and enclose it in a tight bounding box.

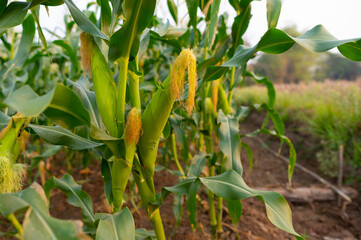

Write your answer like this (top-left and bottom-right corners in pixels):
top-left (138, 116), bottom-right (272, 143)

top-left (133, 160), bottom-right (166, 240)
top-left (216, 196), bottom-right (223, 239)
top-left (149, 208), bottom-right (166, 240)
top-left (171, 132), bottom-right (185, 176)
top-left (6, 213), bottom-right (23, 236)
top-left (128, 55), bottom-right (141, 109)
top-left (228, 67), bottom-right (235, 103)
top-left (117, 57), bottom-right (129, 136)
top-left (208, 165), bottom-right (217, 238)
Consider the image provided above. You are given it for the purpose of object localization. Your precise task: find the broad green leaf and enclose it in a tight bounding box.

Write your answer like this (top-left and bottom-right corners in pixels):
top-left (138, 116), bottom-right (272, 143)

top-left (186, 179), bottom-right (201, 229)
top-left (4, 85), bottom-right (54, 117)
top-left (204, 25), bottom-right (361, 81)
top-left (229, 3), bottom-right (251, 56)
top-left (66, 78), bottom-right (102, 128)
top-left (198, 37), bottom-right (230, 75)
top-left (223, 45), bottom-right (256, 67)
top-left (207, 0), bottom-right (221, 48)
top-left (31, 145), bottom-right (62, 168)
top-left (63, 0), bottom-right (108, 40)
top-left (96, 208), bottom-right (135, 240)
top-left (0, 183), bottom-right (81, 240)
top-left (100, 158), bottom-right (113, 205)
top-left (218, 111), bottom-right (242, 174)
top-left (203, 66), bottom-right (228, 82)
top-left (109, 0), bottom-right (123, 31)
top-left (5, 84), bottom-right (91, 129)
top-left (225, 199), bottom-right (242, 227)
top-left (0, 1), bottom-right (8, 16)
top-left (135, 228), bottom-right (156, 240)
top-left (246, 71), bottom-right (276, 107)
top-left (172, 193), bottom-right (183, 232)
top-left (266, 0), bottom-right (282, 28)
top-left (28, 124), bottom-right (103, 150)
top-left (44, 174), bottom-right (95, 225)
top-left (100, 0), bottom-right (111, 36)
top-left (241, 142), bottom-right (253, 171)
top-left (187, 152), bottom-right (206, 177)
top-left (167, 0), bottom-right (178, 24)
top-left (186, 0), bottom-right (198, 30)
top-left (260, 104), bottom-right (285, 135)
top-left (0, 2), bottom-right (30, 31)
top-left (109, 0), bottom-right (156, 61)
top-left (44, 84), bottom-right (91, 129)
top-left (10, 14), bottom-right (35, 69)
top-left (338, 39), bottom-right (361, 61)
top-left (200, 170), bottom-right (301, 238)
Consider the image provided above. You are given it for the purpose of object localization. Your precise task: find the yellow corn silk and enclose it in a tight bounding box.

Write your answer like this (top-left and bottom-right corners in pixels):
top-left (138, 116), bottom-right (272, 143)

top-left (0, 155), bottom-right (26, 193)
top-left (0, 114), bottom-right (30, 193)
top-left (170, 49), bottom-right (197, 115)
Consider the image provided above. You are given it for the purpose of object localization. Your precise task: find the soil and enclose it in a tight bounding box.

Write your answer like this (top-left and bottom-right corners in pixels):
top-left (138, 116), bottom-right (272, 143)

top-left (1, 111), bottom-right (360, 240)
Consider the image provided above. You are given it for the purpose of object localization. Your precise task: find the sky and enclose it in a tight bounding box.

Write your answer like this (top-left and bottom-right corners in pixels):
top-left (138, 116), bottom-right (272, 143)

top-left (38, 0), bottom-right (361, 46)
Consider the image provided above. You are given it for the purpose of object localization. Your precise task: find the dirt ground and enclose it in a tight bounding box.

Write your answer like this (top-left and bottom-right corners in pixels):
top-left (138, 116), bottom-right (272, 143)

top-left (1, 112), bottom-right (360, 240)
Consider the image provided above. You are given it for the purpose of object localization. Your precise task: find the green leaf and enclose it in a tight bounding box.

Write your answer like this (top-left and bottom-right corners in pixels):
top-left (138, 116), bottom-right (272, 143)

top-left (4, 85), bottom-right (54, 117)
top-left (28, 124), bottom-right (103, 150)
top-left (218, 111), bottom-right (243, 174)
top-left (187, 152), bottom-right (207, 177)
top-left (66, 78), bottom-right (102, 128)
top-left (0, 183), bottom-right (82, 240)
top-left (186, 179), bottom-right (201, 229)
top-left (31, 145), bottom-right (62, 168)
top-left (203, 66), bottom-right (228, 82)
top-left (229, 4), bottom-right (251, 56)
top-left (44, 84), bottom-right (91, 129)
top-left (96, 208), bottom-right (135, 240)
top-left (5, 14), bottom-right (35, 70)
top-left (225, 199), bottom-right (242, 227)
top-left (246, 71), bottom-right (276, 108)
top-left (101, 158), bottom-right (113, 205)
top-left (109, 0), bottom-right (123, 29)
top-left (135, 228), bottom-right (156, 240)
top-left (266, 0), bottom-right (282, 28)
top-left (172, 193), bottom-right (183, 232)
top-left (0, 0), bottom-right (8, 16)
top-left (4, 84), bottom-right (91, 129)
top-left (44, 174), bottom-right (95, 225)
top-left (0, 2), bottom-right (30, 31)
top-left (53, 40), bottom-right (78, 78)
top-left (207, 0), bottom-right (221, 48)
top-left (109, 0), bottom-right (156, 61)
top-left (167, 0), bottom-right (178, 24)
top-left (186, 0), bottom-right (198, 30)
top-left (63, 0), bottom-right (108, 40)
top-left (200, 170), bottom-right (301, 238)
top-left (205, 25), bottom-right (361, 80)
top-left (31, 7), bottom-right (48, 50)
top-left (241, 142), bottom-right (253, 171)
top-left (100, 0), bottom-right (111, 36)
top-left (338, 39), bottom-right (361, 61)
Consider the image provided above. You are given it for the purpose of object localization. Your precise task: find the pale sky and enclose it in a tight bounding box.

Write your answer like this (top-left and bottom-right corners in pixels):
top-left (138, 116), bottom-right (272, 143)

top-left (39, 0), bottom-right (361, 46)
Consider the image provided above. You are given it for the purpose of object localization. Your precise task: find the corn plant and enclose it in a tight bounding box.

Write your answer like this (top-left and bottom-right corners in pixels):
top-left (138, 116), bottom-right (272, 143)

top-left (1, 0), bottom-right (361, 239)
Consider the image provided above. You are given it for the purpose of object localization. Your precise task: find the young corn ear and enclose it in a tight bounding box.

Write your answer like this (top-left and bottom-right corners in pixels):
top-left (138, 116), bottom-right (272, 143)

top-left (80, 32), bottom-right (118, 137)
top-left (112, 108), bottom-right (142, 208)
top-left (0, 115), bottom-right (29, 193)
top-left (138, 49), bottom-right (197, 181)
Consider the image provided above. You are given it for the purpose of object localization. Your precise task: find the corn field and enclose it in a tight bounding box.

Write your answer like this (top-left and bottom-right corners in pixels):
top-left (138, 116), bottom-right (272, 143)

top-left (0, 0), bottom-right (360, 239)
